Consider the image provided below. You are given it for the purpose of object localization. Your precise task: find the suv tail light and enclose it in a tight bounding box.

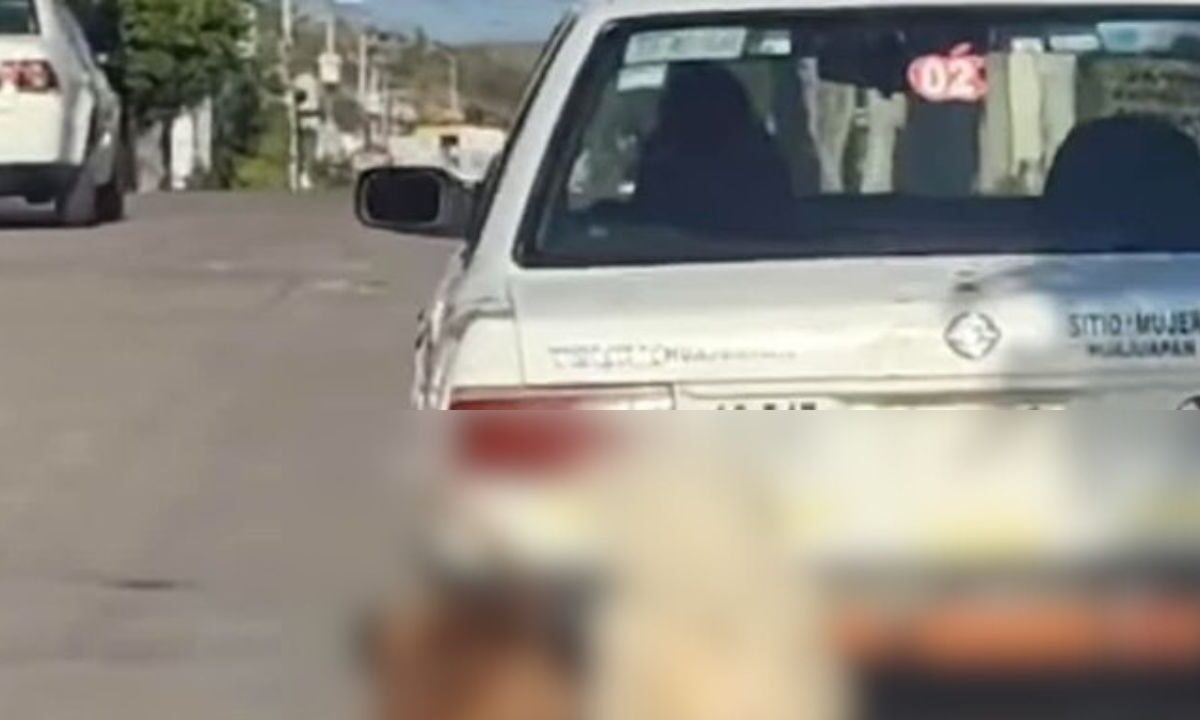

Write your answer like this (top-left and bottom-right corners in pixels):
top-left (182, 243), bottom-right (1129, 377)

top-left (0, 60), bottom-right (59, 93)
top-left (449, 386), bottom-right (672, 475)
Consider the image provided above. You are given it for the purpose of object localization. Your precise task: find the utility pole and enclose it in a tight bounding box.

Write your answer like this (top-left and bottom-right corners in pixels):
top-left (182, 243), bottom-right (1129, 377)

top-left (381, 72), bottom-right (391, 142)
top-left (324, 8), bottom-right (336, 53)
top-left (279, 0), bottom-right (300, 190)
top-left (428, 45), bottom-right (462, 120)
top-left (357, 29), bottom-right (369, 147)
top-left (448, 52), bottom-right (461, 119)
top-left (320, 8), bottom-right (339, 156)
top-left (357, 29), bottom-right (369, 110)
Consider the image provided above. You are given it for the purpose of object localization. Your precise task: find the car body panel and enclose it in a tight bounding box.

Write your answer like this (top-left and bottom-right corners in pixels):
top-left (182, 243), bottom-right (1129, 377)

top-left (419, 0), bottom-right (1200, 409)
top-left (507, 256), bottom-right (1200, 401)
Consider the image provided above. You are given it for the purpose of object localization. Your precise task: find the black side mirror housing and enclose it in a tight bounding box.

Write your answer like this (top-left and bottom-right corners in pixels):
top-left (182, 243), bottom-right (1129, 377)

top-left (355, 166), bottom-right (473, 238)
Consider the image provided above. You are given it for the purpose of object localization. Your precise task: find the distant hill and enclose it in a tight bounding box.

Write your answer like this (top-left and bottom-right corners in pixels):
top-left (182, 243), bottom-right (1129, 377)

top-left (368, 38), bottom-right (544, 124)
top-left (280, 1), bottom-right (548, 128)
top-left (458, 42), bottom-right (543, 71)
top-left (455, 42), bottom-right (544, 122)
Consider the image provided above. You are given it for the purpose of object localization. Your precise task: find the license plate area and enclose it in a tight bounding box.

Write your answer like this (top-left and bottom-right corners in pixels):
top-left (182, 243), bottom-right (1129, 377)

top-left (707, 398), bottom-right (827, 410)
top-left (683, 397), bottom-right (1065, 410)
top-left (677, 385), bottom-right (1069, 409)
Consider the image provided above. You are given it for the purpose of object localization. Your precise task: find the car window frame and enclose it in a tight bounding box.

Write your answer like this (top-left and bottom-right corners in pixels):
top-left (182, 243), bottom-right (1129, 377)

top-left (463, 12), bottom-right (577, 263)
top-left (57, 4), bottom-right (100, 74)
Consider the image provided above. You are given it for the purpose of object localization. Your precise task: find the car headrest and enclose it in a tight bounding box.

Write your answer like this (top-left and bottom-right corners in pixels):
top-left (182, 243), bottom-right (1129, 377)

top-left (654, 62), bottom-right (759, 146)
top-left (1044, 115), bottom-right (1200, 236)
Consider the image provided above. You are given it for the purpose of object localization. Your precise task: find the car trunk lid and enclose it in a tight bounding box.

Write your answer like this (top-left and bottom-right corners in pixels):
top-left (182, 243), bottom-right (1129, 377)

top-left (508, 254), bottom-right (1200, 406)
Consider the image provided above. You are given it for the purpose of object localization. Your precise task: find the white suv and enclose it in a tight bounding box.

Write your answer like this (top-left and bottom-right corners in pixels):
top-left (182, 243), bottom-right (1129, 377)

top-left (0, 0), bottom-right (122, 225)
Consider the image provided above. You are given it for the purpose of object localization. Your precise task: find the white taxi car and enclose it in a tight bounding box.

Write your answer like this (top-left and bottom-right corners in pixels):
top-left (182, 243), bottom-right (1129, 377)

top-left (362, 0), bottom-right (1200, 414)
top-left (0, 0), bottom-right (122, 225)
top-left (358, 0), bottom-right (1200, 682)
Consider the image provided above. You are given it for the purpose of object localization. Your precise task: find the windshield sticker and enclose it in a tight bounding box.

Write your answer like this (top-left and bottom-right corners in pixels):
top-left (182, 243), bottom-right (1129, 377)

top-left (749, 30), bottom-right (792, 57)
top-left (1069, 309), bottom-right (1200, 360)
top-left (908, 44), bottom-right (987, 103)
top-left (625, 27), bottom-right (748, 66)
top-left (617, 63), bottom-right (668, 92)
top-left (1098, 22), bottom-right (1200, 55)
top-left (1010, 36), bottom-right (1046, 53)
top-left (1049, 33), bottom-right (1101, 53)
top-left (1099, 23), bottom-right (1158, 54)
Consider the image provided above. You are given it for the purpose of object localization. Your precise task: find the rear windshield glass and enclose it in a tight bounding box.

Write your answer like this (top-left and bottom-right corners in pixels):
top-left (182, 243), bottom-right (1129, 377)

top-left (524, 9), bottom-right (1200, 266)
top-left (0, 0), bottom-right (36, 34)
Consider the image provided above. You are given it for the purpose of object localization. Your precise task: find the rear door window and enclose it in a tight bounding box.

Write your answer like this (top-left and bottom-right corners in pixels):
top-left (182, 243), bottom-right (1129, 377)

top-left (0, 0), bottom-right (37, 34)
top-left (59, 6), bottom-right (98, 68)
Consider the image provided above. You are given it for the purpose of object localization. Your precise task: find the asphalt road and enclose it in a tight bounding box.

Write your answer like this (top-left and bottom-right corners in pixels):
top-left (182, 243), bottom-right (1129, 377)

top-left (0, 193), bottom-right (454, 719)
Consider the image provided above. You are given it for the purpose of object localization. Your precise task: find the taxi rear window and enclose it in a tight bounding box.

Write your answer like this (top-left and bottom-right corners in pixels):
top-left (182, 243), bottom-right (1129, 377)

top-left (0, 0), bottom-right (37, 34)
top-left (522, 8), bottom-right (1200, 266)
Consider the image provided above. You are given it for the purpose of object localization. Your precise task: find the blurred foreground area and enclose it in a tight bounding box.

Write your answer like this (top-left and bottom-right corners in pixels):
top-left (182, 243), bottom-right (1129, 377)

top-left (370, 416), bottom-right (1200, 720)
top-left (2, 193), bottom-right (1199, 718)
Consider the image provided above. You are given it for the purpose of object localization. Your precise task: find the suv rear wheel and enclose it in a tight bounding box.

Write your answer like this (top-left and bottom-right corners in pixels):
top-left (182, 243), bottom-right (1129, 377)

top-left (54, 169), bottom-right (98, 227)
top-left (96, 175), bottom-right (124, 223)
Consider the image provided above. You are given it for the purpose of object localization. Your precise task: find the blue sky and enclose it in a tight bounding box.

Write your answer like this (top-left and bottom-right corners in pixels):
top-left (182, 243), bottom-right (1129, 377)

top-left (350, 0), bottom-right (575, 43)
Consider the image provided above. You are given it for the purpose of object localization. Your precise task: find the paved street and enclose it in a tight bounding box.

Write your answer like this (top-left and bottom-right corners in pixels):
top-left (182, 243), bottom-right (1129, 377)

top-left (0, 193), bottom-right (454, 719)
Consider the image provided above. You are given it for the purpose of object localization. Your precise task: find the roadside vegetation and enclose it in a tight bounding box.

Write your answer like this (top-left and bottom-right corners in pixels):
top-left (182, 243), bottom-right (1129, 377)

top-left (63, 0), bottom-right (539, 191)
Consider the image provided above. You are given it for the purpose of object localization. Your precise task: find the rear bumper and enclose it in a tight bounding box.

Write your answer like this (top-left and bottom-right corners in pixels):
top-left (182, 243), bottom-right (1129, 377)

top-left (0, 163), bottom-right (74, 198)
top-left (839, 592), bottom-right (1200, 671)
top-left (428, 523), bottom-right (1200, 670)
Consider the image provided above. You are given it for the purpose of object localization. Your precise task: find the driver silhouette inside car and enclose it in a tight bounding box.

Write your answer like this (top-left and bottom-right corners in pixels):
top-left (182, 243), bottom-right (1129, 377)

top-left (633, 62), bottom-right (795, 237)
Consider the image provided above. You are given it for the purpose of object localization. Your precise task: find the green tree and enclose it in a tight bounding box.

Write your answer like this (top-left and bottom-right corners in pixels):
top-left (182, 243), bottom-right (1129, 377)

top-left (121, 0), bottom-right (251, 184)
top-left (231, 103), bottom-right (289, 189)
top-left (200, 57), bottom-right (272, 188)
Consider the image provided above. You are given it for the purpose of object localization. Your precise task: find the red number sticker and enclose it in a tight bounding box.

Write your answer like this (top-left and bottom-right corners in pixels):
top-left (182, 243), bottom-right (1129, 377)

top-left (907, 43), bottom-right (987, 103)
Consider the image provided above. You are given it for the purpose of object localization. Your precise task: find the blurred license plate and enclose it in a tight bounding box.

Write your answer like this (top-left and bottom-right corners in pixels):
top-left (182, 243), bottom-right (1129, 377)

top-left (690, 394), bottom-right (1065, 409)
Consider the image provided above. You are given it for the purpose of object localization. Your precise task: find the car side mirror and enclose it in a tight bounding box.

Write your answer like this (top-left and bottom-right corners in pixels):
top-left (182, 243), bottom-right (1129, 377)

top-left (355, 167), bottom-right (473, 238)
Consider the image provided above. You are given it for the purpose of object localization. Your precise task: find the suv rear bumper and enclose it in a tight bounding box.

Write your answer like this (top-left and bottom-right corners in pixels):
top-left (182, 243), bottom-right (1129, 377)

top-left (0, 163), bottom-right (75, 199)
